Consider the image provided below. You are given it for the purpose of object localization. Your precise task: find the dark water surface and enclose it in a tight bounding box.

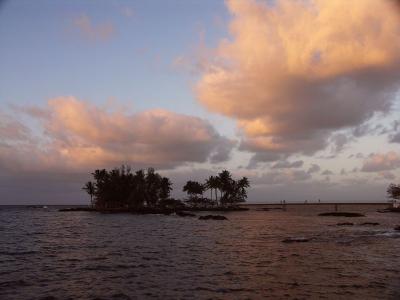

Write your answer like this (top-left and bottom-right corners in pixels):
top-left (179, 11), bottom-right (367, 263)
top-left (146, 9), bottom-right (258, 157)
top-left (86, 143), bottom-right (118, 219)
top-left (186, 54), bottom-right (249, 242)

top-left (1, 204), bottom-right (399, 299)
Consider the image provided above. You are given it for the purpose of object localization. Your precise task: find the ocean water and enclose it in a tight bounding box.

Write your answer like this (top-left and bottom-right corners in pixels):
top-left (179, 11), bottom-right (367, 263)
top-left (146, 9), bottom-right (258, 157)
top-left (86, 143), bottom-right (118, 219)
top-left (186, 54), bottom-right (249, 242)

top-left (0, 204), bottom-right (399, 300)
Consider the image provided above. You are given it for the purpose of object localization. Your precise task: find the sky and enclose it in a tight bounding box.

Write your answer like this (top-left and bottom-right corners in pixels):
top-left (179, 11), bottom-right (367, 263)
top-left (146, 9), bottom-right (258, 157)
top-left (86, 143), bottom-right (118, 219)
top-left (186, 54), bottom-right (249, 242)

top-left (1, 0), bottom-right (400, 204)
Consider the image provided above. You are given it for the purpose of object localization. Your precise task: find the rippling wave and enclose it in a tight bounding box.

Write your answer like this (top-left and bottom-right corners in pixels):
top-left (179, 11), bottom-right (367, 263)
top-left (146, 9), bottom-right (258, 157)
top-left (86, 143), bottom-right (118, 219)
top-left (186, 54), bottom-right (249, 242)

top-left (0, 205), bottom-right (399, 299)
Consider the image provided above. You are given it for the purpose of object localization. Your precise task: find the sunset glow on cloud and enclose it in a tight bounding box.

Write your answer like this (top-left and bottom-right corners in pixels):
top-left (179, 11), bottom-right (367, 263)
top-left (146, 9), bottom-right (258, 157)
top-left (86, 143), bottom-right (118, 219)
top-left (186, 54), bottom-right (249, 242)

top-left (0, 0), bottom-right (399, 203)
top-left (1, 97), bottom-right (233, 172)
top-left (197, 0), bottom-right (400, 161)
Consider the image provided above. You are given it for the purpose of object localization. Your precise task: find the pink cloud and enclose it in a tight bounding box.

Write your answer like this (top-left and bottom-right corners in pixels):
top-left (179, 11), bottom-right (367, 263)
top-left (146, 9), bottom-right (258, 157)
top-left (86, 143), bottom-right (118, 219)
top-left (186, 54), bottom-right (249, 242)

top-left (0, 113), bottom-right (30, 141)
top-left (0, 97), bottom-right (234, 172)
top-left (196, 0), bottom-right (400, 163)
top-left (361, 151), bottom-right (400, 172)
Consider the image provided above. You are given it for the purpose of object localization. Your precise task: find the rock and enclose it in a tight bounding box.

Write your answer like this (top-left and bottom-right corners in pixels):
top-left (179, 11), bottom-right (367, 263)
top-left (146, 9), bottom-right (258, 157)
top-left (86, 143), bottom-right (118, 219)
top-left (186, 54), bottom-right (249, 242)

top-left (198, 215), bottom-right (228, 220)
top-left (318, 212), bottom-right (365, 217)
top-left (189, 206), bottom-right (249, 212)
top-left (282, 237), bottom-right (310, 243)
top-left (337, 222), bottom-right (354, 226)
top-left (394, 225), bottom-right (400, 231)
top-left (59, 207), bottom-right (95, 212)
top-left (176, 211), bottom-right (196, 217)
top-left (378, 208), bottom-right (400, 213)
top-left (360, 222), bottom-right (379, 226)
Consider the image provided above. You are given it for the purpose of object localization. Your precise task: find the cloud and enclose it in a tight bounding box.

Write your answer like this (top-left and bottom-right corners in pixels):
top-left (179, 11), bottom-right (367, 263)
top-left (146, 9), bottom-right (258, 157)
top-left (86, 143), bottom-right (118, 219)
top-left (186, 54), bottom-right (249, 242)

top-left (0, 97), bottom-right (234, 172)
top-left (272, 160), bottom-right (303, 169)
top-left (390, 132), bottom-right (400, 143)
top-left (72, 14), bottom-right (115, 41)
top-left (388, 120), bottom-right (400, 142)
top-left (254, 169), bottom-right (311, 185)
top-left (307, 164), bottom-right (321, 174)
top-left (196, 0), bottom-right (400, 163)
top-left (348, 152), bottom-right (364, 159)
top-left (321, 170), bottom-right (334, 176)
top-left (379, 171), bottom-right (396, 180)
top-left (0, 113), bottom-right (30, 141)
top-left (328, 133), bottom-right (352, 154)
top-left (248, 179), bottom-right (388, 203)
top-left (361, 151), bottom-right (400, 172)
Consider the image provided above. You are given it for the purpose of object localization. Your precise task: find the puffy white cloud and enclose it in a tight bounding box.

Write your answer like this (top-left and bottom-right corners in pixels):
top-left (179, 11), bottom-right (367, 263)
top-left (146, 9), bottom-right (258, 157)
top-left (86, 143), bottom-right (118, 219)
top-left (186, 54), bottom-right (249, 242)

top-left (0, 97), bottom-right (234, 171)
top-left (361, 151), bottom-right (400, 172)
top-left (196, 0), bottom-right (400, 162)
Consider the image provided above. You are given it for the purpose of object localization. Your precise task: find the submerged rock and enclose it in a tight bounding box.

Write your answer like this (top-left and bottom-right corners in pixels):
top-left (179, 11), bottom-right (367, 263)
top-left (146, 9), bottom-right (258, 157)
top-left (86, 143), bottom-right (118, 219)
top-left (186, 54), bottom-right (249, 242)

top-left (282, 237), bottom-right (310, 243)
top-left (360, 222), bottom-right (379, 226)
top-left (198, 215), bottom-right (227, 220)
top-left (318, 212), bottom-right (365, 217)
top-left (394, 225), bottom-right (400, 231)
top-left (378, 208), bottom-right (400, 213)
top-left (59, 207), bottom-right (96, 212)
top-left (189, 206), bottom-right (249, 212)
top-left (176, 211), bottom-right (196, 217)
top-left (337, 222), bottom-right (354, 226)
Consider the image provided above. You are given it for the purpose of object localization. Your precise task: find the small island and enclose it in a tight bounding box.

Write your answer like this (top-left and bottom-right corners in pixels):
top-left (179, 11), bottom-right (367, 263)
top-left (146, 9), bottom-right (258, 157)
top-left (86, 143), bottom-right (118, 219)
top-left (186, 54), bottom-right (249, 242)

top-left (61, 165), bottom-right (250, 215)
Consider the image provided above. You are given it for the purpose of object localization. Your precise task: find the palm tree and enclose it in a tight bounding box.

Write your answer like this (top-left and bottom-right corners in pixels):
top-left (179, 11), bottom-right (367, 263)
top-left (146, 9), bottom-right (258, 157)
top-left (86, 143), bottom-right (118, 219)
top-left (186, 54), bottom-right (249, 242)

top-left (83, 181), bottom-right (95, 207)
top-left (387, 183), bottom-right (400, 208)
top-left (236, 177), bottom-right (250, 204)
top-left (183, 181), bottom-right (204, 207)
top-left (205, 175), bottom-right (221, 206)
top-left (159, 177), bottom-right (172, 201)
top-left (145, 168), bottom-right (162, 207)
top-left (204, 176), bottom-right (214, 203)
top-left (238, 177), bottom-right (250, 191)
top-left (218, 170), bottom-right (233, 206)
top-left (183, 181), bottom-right (203, 197)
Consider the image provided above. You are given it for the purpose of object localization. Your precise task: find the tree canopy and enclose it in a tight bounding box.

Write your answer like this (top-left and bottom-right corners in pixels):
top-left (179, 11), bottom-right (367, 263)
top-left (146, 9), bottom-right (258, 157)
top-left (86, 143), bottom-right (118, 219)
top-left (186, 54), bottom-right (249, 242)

top-left (387, 183), bottom-right (400, 201)
top-left (83, 166), bottom-right (250, 211)
top-left (83, 165), bottom-right (173, 210)
top-left (183, 170), bottom-right (250, 208)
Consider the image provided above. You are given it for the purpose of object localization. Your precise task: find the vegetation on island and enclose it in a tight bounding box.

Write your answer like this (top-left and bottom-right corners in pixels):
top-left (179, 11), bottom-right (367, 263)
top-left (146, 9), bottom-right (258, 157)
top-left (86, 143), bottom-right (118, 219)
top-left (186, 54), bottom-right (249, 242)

top-left (182, 170), bottom-right (250, 209)
top-left (83, 166), bottom-right (175, 211)
top-left (81, 165), bottom-right (250, 213)
top-left (385, 183), bottom-right (400, 212)
top-left (387, 183), bottom-right (400, 202)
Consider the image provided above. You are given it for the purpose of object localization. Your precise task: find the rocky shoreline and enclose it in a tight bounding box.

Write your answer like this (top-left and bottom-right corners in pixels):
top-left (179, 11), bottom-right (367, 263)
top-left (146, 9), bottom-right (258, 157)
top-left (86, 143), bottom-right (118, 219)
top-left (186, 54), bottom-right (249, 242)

top-left (59, 206), bottom-right (247, 215)
top-left (318, 212), bottom-right (365, 217)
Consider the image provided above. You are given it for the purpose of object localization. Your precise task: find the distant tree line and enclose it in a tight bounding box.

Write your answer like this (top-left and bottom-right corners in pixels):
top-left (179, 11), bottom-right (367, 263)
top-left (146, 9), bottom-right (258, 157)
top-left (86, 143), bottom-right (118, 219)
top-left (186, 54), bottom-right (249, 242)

top-left (387, 183), bottom-right (400, 202)
top-left (183, 170), bottom-right (250, 208)
top-left (83, 166), bottom-right (175, 210)
top-left (83, 166), bottom-right (249, 210)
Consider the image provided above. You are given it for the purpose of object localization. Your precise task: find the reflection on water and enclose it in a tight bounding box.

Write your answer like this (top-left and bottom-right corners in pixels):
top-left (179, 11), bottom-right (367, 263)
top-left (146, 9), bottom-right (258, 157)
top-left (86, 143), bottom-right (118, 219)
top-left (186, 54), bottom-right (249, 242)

top-left (0, 204), bottom-right (399, 299)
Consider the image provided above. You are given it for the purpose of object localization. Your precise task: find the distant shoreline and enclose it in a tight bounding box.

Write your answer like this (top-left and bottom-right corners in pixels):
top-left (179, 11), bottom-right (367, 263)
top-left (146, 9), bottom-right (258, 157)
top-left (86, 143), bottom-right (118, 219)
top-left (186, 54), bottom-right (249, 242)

top-left (243, 202), bottom-right (390, 206)
top-left (0, 202), bottom-right (391, 206)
